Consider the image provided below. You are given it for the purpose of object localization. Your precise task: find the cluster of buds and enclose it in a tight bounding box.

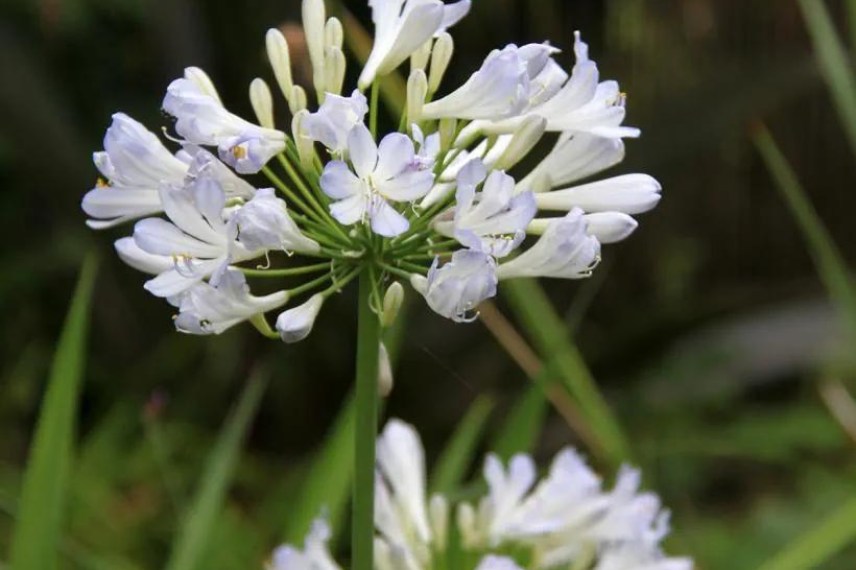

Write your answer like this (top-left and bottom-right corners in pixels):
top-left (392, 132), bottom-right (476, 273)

top-left (81, 0), bottom-right (661, 340)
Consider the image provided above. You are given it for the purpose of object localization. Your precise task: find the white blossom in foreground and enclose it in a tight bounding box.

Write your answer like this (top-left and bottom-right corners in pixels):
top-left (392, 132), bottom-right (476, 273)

top-left (82, 0), bottom-right (662, 338)
top-left (270, 419), bottom-right (693, 570)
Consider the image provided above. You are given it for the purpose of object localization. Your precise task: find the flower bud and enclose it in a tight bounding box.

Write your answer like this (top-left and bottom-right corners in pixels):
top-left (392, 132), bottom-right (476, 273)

top-left (302, 0), bottom-right (327, 99)
top-left (324, 17), bottom-right (343, 50)
top-left (407, 69), bottom-right (428, 126)
top-left (381, 282), bottom-right (405, 328)
top-left (290, 85), bottom-right (308, 114)
top-left (411, 39), bottom-right (433, 72)
top-left (292, 109), bottom-right (315, 171)
top-left (276, 294), bottom-right (324, 343)
top-left (265, 28), bottom-right (294, 104)
top-left (492, 115), bottom-right (546, 171)
top-left (377, 342), bottom-right (394, 397)
top-left (249, 78), bottom-right (275, 129)
top-left (428, 32), bottom-right (454, 95)
top-left (324, 46), bottom-right (346, 97)
top-left (438, 118), bottom-right (458, 152)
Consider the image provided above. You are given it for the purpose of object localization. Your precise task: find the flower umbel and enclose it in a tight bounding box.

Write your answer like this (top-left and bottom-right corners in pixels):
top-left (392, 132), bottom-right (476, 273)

top-left (80, 0), bottom-right (661, 340)
top-left (269, 419), bottom-right (693, 570)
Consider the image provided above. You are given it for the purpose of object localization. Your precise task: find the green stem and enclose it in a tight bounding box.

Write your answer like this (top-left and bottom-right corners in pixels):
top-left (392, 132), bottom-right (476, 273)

top-left (240, 262), bottom-right (330, 278)
top-left (377, 261), bottom-right (414, 281)
top-left (370, 81), bottom-right (381, 139)
top-left (262, 166), bottom-right (321, 224)
top-left (352, 269), bottom-right (380, 570)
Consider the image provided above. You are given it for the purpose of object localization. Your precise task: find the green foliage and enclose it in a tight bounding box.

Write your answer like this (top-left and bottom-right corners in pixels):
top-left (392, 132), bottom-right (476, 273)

top-left (8, 253), bottom-right (97, 570)
top-left (491, 386), bottom-right (547, 462)
top-left (165, 372), bottom-right (267, 570)
top-left (430, 396), bottom-right (495, 495)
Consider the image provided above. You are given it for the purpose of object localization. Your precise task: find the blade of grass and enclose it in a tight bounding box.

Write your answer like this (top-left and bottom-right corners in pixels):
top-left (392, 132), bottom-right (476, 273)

top-left (752, 124), bottom-right (856, 342)
top-left (502, 279), bottom-right (630, 466)
top-left (758, 497), bottom-right (856, 570)
top-left (430, 396), bottom-right (495, 495)
top-left (164, 371), bottom-right (267, 570)
top-left (796, 0), bottom-right (856, 157)
top-left (849, 0), bottom-right (856, 53)
top-left (491, 385), bottom-right (548, 461)
top-left (8, 253), bottom-right (97, 570)
top-left (283, 394), bottom-right (355, 544)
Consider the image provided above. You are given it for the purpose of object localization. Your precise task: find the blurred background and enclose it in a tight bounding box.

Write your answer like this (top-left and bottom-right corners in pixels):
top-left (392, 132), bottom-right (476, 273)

top-left (2, 0), bottom-right (856, 568)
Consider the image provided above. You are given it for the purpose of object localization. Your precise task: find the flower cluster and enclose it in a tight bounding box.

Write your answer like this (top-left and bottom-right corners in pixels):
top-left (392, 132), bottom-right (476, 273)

top-left (269, 419), bottom-right (692, 570)
top-left (81, 0), bottom-right (661, 338)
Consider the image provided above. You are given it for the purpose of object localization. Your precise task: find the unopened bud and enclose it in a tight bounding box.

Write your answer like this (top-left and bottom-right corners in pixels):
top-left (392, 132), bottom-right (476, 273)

top-left (378, 342), bottom-right (394, 397)
top-left (411, 39), bottom-right (433, 72)
top-left (493, 116), bottom-right (546, 171)
top-left (438, 118), bottom-right (458, 152)
top-left (249, 78), bottom-right (275, 129)
top-left (428, 33), bottom-right (454, 95)
top-left (292, 109), bottom-right (315, 170)
top-left (407, 69), bottom-right (428, 127)
top-left (266, 28), bottom-right (294, 104)
top-left (185, 67), bottom-right (221, 104)
top-left (325, 17), bottom-right (344, 50)
top-left (381, 282), bottom-right (405, 328)
top-left (290, 85), bottom-right (308, 114)
top-left (324, 46), bottom-right (346, 97)
top-left (302, 0), bottom-right (327, 100)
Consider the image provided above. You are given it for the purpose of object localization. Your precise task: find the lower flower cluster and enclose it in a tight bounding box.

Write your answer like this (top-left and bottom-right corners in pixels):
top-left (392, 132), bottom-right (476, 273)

top-left (269, 420), bottom-right (692, 570)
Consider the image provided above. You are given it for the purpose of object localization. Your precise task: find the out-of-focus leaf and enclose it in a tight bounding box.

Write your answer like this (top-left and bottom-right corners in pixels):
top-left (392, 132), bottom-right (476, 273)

top-left (797, 0), bottom-right (856, 157)
top-left (8, 253), bottom-right (97, 570)
top-left (502, 278), bottom-right (630, 466)
top-left (165, 372), bottom-right (267, 570)
top-left (431, 396), bottom-right (495, 495)
top-left (491, 385), bottom-right (548, 461)
top-left (758, 497), bottom-right (856, 570)
top-left (283, 395), bottom-right (355, 544)
top-left (753, 125), bottom-right (856, 343)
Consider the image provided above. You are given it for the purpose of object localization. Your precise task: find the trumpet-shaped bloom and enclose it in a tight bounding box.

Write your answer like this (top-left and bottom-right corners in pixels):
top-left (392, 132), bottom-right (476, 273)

top-left (496, 209), bottom-right (600, 280)
top-left (534, 174), bottom-right (662, 215)
top-left (358, 0), bottom-right (472, 89)
top-left (82, 113), bottom-right (189, 229)
top-left (410, 250), bottom-right (497, 322)
top-left (276, 294), bottom-right (325, 343)
top-left (421, 44), bottom-right (532, 120)
top-left (232, 188), bottom-right (320, 254)
top-left (163, 69), bottom-right (286, 173)
top-left (518, 133), bottom-right (626, 192)
top-left (320, 124), bottom-right (434, 237)
top-left (174, 269), bottom-right (288, 335)
top-left (434, 160), bottom-right (536, 258)
top-left (302, 90), bottom-right (369, 154)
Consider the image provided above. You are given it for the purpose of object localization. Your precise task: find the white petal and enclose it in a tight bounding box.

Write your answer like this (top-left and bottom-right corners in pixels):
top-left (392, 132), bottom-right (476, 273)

top-left (378, 169), bottom-right (435, 202)
top-left (320, 161), bottom-right (364, 199)
top-left (330, 194), bottom-right (367, 226)
top-left (535, 174), bottom-right (662, 215)
top-left (370, 198), bottom-right (409, 237)
top-left (114, 237), bottom-right (174, 275)
top-left (133, 218), bottom-right (223, 259)
top-left (348, 124), bottom-right (379, 179)
top-left (375, 132), bottom-right (416, 180)
top-left (583, 212), bottom-right (638, 243)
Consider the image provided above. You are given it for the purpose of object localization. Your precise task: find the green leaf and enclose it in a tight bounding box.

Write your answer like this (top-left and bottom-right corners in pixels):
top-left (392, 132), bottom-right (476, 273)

top-left (8, 253), bottom-right (98, 570)
top-left (283, 394), bottom-right (355, 544)
top-left (491, 385), bottom-right (548, 461)
top-left (752, 125), bottom-right (856, 343)
top-left (502, 278), bottom-right (630, 466)
top-left (758, 497), bottom-right (856, 570)
top-left (797, 0), bottom-right (856, 157)
top-left (431, 396), bottom-right (495, 495)
top-left (165, 371), bottom-right (267, 570)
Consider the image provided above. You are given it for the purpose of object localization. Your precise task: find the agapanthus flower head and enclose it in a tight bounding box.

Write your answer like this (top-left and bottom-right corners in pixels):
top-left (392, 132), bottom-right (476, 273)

top-left (81, 0), bottom-right (662, 343)
top-left (269, 418), bottom-right (693, 570)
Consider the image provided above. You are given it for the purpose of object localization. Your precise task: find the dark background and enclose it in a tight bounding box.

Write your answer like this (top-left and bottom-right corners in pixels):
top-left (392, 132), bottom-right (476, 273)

top-left (2, 0), bottom-right (856, 568)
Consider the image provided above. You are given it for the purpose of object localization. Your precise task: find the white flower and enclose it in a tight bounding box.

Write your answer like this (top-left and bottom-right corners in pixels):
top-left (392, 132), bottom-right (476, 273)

top-left (374, 419), bottom-right (433, 568)
top-left (174, 269), bottom-right (288, 335)
top-left (132, 182), bottom-right (259, 298)
top-left (358, 0), bottom-right (472, 89)
top-left (276, 294), bottom-right (325, 343)
top-left (534, 174), bottom-right (662, 216)
top-left (463, 32), bottom-right (641, 139)
top-left (268, 518), bottom-right (341, 570)
top-left (433, 160), bottom-right (536, 258)
top-left (421, 44), bottom-right (532, 120)
top-left (163, 69), bottom-right (286, 173)
top-left (113, 237), bottom-right (176, 275)
top-left (82, 113), bottom-right (188, 229)
top-left (320, 124), bottom-right (434, 237)
top-left (232, 188), bottom-right (320, 254)
top-left (411, 250), bottom-right (497, 322)
top-left (526, 212), bottom-right (639, 245)
top-left (517, 133), bottom-right (626, 193)
top-left (301, 90), bottom-right (369, 155)
top-left (595, 544), bottom-right (694, 570)
top-left (475, 556), bottom-right (525, 570)
top-left (495, 209), bottom-right (600, 280)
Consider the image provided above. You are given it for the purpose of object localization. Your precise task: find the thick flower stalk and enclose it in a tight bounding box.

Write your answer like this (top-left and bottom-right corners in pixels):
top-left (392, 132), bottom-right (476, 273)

top-left (268, 419), bottom-right (693, 570)
top-left (81, 1), bottom-right (662, 567)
